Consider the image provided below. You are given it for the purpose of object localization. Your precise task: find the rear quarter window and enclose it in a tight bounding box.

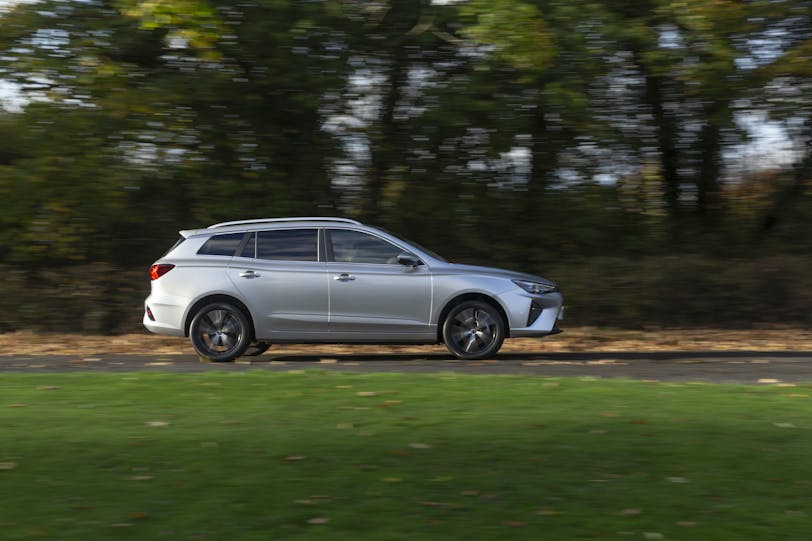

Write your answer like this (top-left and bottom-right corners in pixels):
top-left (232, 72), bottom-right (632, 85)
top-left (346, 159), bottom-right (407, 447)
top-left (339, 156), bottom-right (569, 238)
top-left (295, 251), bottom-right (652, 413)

top-left (197, 233), bottom-right (245, 256)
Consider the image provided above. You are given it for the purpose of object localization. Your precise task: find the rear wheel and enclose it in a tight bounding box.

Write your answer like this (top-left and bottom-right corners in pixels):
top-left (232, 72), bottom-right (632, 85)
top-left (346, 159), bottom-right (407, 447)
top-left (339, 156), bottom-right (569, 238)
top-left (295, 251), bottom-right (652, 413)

top-left (190, 302), bottom-right (252, 362)
top-left (442, 300), bottom-right (505, 360)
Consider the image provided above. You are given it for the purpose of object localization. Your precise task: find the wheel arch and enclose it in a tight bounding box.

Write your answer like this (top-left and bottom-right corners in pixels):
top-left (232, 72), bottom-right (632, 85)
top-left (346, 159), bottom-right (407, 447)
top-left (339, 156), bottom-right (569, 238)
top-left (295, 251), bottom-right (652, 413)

top-left (183, 294), bottom-right (256, 339)
top-left (436, 292), bottom-right (510, 343)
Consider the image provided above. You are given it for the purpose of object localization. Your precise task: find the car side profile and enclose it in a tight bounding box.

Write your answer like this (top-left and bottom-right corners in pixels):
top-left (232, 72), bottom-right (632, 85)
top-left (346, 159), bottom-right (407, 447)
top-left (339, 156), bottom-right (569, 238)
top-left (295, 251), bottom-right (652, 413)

top-left (144, 217), bottom-right (564, 360)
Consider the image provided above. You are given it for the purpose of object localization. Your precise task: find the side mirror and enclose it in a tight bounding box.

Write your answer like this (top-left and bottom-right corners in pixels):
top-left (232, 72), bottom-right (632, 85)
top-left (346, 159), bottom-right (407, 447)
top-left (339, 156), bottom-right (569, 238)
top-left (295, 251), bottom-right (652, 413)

top-left (397, 252), bottom-right (422, 268)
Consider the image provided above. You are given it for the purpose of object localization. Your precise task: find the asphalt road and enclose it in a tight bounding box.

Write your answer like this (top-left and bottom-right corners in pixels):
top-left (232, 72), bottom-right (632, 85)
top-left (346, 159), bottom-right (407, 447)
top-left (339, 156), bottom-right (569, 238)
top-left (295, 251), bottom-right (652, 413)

top-left (3, 351), bottom-right (812, 384)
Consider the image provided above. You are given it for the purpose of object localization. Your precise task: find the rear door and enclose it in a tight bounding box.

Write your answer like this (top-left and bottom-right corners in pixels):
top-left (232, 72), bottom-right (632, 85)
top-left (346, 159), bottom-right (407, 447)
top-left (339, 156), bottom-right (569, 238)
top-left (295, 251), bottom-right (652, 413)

top-left (228, 228), bottom-right (329, 337)
top-left (326, 228), bottom-right (432, 338)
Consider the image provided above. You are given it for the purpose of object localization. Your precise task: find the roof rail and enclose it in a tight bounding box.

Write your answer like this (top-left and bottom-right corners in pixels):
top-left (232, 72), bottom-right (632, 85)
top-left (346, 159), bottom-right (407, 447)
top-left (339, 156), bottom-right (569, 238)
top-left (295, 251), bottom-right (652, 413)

top-left (207, 217), bottom-right (362, 229)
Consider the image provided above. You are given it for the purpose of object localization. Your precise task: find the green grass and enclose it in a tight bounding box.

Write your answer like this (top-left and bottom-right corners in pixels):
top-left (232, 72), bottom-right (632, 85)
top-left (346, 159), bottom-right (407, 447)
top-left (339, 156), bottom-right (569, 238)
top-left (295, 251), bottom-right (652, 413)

top-left (1, 372), bottom-right (811, 540)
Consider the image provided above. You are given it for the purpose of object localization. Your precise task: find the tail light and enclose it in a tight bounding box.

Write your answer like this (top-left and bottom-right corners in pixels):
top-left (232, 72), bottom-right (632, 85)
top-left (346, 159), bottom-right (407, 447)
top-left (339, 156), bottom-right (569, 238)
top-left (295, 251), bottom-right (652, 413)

top-left (149, 264), bottom-right (175, 281)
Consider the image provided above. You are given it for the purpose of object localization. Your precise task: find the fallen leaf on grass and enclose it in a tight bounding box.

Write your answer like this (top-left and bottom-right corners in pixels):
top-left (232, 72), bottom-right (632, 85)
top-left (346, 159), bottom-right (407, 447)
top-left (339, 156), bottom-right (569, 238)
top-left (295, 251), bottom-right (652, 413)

top-left (127, 512), bottom-right (148, 520)
top-left (0, 462), bottom-right (18, 471)
top-left (145, 421), bottom-right (169, 427)
top-left (7, 403), bottom-right (28, 408)
top-left (774, 423), bottom-right (797, 429)
top-left (431, 476), bottom-right (454, 482)
top-left (307, 517), bottom-right (330, 525)
top-left (620, 509), bottom-right (641, 516)
top-left (631, 419), bottom-right (647, 425)
top-left (356, 391), bottom-right (377, 397)
top-left (666, 476), bottom-right (690, 483)
top-left (643, 533), bottom-right (664, 540)
top-left (376, 400), bottom-right (403, 407)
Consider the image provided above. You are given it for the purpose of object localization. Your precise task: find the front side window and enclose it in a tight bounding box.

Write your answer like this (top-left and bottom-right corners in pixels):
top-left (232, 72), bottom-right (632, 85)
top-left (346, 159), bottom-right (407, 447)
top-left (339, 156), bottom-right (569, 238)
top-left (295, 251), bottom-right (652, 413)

top-left (330, 229), bottom-right (402, 264)
top-left (197, 233), bottom-right (244, 256)
top-left (257, 229), bottom-right (318, 261)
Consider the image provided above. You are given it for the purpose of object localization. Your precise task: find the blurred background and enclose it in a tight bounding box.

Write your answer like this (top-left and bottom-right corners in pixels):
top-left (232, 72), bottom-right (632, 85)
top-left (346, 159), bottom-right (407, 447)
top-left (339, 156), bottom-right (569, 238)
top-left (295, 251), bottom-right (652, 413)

top-left (0, 0), bottom-right (810, 335)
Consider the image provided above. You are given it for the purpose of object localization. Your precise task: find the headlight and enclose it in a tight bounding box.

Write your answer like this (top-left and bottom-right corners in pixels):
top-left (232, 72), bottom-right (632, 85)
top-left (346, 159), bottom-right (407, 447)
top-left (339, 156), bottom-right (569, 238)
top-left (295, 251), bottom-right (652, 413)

top-left (512, 279), bottom-right (558, 295)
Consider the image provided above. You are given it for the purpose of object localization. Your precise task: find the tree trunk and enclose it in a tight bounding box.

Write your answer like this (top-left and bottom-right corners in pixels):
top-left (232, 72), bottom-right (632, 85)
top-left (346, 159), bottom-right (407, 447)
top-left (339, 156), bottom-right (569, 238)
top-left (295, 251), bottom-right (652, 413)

top-left (362, 47), bottom-right (410, 221)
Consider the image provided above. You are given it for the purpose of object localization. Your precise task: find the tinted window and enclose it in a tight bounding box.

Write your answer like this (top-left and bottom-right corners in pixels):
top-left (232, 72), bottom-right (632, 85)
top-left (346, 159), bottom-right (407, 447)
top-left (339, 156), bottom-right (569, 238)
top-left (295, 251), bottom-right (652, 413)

top-left (197, 233), bottom-right (244, 256)
top-left (239, 232), bottom-right (256, 258)
top-left (330, 229), bottom-right (401, 264)
top-left (257, 229), bottom-right (317, 261)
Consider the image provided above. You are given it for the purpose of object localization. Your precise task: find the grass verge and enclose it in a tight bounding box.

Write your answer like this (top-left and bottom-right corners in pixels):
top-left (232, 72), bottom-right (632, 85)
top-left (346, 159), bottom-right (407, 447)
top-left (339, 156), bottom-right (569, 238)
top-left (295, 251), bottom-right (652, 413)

top-left (1, 371), bottom-right (811, 540)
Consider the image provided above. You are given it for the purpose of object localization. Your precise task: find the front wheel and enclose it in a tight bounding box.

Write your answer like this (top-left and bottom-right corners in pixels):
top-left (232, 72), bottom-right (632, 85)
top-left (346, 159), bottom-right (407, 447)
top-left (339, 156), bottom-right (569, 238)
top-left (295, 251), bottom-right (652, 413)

top-left (442, 300), bottom-right (505, 360)
top-left (243, 341), bottom-right (270, 357)
top-left (190, 302), bottom-right (252, 362)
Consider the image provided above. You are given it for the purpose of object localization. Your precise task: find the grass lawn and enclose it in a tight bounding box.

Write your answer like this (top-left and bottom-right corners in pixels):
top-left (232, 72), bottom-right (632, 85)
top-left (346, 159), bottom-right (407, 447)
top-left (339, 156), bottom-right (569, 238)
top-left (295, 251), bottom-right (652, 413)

top-left (1, 371), bottom-right (810, 540)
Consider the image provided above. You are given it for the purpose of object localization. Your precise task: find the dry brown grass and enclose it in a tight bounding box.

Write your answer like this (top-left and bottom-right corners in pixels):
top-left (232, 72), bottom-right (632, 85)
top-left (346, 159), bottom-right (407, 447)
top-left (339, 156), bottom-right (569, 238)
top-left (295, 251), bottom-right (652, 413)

top-left (2, 327), bottom-right (812, 356)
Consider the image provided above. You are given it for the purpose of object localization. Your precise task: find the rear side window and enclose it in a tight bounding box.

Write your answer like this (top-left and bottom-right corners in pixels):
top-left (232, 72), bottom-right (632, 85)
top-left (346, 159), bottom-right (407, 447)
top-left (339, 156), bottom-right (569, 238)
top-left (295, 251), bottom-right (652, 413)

top-left (257, 229), bottom-right (317, 261)
top-left (197, 233), bottom-right (245, 256)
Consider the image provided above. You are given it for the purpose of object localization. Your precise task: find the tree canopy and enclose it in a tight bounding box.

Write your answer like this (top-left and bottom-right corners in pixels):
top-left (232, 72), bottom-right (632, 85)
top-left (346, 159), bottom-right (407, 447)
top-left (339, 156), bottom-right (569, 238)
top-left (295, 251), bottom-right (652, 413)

top-left (1, 0), bottom-right (811, 330)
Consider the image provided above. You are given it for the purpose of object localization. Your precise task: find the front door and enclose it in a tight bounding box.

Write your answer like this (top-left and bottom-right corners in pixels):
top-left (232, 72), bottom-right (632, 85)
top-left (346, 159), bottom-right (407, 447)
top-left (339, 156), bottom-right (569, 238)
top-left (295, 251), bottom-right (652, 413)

top-left (326, 229), bottom-right (432, 339)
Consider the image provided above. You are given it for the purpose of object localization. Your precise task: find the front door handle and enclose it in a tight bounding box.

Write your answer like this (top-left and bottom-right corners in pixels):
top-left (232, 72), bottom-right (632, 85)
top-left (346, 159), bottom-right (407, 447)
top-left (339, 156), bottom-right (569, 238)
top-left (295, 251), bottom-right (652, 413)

top-left (239, 270), bottom-right (260, 279)
top-left (333, 273), bottom-right (355, 282)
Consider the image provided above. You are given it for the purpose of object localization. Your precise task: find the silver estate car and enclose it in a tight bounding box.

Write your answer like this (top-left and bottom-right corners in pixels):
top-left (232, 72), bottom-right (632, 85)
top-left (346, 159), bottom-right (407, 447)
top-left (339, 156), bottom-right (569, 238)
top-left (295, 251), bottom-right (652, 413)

top-left (144, 217), bottom-right (563, 361)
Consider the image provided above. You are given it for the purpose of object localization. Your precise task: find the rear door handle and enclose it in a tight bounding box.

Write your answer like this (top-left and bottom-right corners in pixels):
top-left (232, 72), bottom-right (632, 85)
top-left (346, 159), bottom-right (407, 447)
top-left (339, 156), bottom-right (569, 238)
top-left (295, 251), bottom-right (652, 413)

top-left (333, 273), bottom-right (355, 282)
top-left (239, 270), bottom-right (260, 279)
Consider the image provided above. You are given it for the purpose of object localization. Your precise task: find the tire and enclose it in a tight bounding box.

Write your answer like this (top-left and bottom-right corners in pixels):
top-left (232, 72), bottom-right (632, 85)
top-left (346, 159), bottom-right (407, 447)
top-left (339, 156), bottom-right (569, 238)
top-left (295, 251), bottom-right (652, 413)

top-left (189, 302), bottom-right (252, 362)
top-left (442, 300), bottom-right (505, 360)
top-left (242, 341), bottom-right (270, 357)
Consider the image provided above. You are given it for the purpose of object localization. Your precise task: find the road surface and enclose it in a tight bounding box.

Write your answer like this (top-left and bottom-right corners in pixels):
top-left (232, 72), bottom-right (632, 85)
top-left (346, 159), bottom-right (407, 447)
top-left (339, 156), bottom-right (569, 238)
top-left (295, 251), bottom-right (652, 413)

top-left (3, 350), bottom-right (812, 384)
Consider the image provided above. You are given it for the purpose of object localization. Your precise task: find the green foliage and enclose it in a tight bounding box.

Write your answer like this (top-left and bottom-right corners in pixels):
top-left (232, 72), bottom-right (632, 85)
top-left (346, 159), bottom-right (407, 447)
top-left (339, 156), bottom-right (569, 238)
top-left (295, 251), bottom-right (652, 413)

top-left (0, 0), bottom-right (811, 330)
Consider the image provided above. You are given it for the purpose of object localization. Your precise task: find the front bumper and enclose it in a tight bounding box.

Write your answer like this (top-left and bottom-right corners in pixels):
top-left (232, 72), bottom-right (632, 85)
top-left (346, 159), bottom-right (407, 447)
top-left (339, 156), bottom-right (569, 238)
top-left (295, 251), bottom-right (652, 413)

top-left (501, 290), bottom-right (565, 338)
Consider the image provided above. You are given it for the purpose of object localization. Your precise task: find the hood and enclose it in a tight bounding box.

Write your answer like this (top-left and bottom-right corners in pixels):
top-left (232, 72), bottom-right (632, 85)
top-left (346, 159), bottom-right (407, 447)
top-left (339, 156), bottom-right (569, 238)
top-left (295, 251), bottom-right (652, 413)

top-left (436, 262), bottom-right (557, 287)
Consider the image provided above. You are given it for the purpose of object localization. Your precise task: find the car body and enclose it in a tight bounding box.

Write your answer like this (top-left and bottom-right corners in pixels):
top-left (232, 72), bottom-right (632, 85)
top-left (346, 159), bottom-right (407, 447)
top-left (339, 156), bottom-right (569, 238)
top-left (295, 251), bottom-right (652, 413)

top-left (144, 217), bottom-right (564, 360)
